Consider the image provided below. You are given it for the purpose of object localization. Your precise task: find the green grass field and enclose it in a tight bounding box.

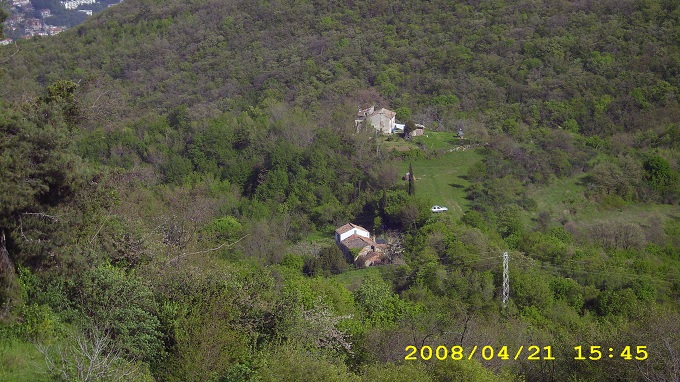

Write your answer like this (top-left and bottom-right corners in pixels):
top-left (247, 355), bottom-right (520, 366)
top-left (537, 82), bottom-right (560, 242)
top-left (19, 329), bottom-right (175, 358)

top-left (410, 131), bottom-right (476, 150)
top-left (387, 131), bottom-right (483, 220)
top-left (380, 131), bottom-right (475, 152)
top-left (527, 174), bottom-right (680, 226)
top-left (0, 339), bottom-right (49, 382)
top-left (527, 175), bottom-right (593, 220)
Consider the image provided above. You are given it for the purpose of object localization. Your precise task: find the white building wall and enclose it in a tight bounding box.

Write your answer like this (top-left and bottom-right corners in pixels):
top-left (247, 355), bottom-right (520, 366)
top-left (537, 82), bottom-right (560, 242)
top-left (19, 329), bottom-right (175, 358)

top-left (367, 113), bottom-right (395, 134)
top-left (61, 0), bottom-right (95, 10)
top-left (339, 228), bottom-right (370, 242)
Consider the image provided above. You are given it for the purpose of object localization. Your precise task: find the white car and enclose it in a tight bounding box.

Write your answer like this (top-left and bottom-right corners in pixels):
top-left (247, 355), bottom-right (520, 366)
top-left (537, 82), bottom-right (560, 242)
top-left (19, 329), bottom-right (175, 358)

top-left (431, 205), bottom-right (448, 213)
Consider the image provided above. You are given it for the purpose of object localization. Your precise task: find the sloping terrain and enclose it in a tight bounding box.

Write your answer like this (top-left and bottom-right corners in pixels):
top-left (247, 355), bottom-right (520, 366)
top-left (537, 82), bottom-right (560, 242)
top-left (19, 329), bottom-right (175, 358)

top-left (1, 1), bottom-right (679, 381)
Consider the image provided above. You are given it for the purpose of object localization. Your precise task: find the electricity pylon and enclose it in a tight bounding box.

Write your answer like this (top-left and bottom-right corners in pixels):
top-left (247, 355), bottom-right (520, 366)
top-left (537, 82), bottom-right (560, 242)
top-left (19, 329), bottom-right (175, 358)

top-left (502, 252), bottom-right (509, 307)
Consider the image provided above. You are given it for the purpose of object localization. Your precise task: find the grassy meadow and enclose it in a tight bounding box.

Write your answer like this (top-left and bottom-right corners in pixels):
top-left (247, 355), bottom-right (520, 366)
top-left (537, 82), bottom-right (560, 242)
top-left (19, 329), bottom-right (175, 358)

top-left (0, 339), bottom-right (49, 382)
top-left (386, 131), bottom-right (483, 220)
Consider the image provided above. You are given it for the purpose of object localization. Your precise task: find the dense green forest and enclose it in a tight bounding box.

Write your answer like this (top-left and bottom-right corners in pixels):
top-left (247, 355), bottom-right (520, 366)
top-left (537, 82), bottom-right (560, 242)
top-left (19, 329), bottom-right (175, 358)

top-left (1, 0), bottom-right (679, 380)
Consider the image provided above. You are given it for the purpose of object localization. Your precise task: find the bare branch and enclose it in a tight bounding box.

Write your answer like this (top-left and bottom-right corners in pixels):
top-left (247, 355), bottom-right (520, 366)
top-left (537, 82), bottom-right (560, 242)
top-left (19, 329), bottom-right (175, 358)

top-left (166, 234), bottom-right (249, 265)
top-left (0, 41), bottom-right (20, 66)
top-left (88, 213), bottom-right (112, 245)
top-left (17, 213), bottom-right (58, 243)
top-left (90, 90), bottom-right (110, 108)
top-left (21, 212), bottom-right (59, 221)
top-left (36, 327), bottom-right (142, 382)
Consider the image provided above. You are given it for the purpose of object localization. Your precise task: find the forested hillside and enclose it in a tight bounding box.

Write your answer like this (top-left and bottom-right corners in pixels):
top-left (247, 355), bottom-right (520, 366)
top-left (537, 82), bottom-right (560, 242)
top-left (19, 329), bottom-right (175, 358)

top-left (1, 0), bottom-right (679, 381)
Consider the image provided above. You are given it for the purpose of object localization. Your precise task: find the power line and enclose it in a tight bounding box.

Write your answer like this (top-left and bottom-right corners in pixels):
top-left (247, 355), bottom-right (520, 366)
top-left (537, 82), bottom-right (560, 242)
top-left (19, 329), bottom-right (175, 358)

top-left (512, 253), bottom-right (680, 286)
top-left (451, 255), bottom-right (503, 266)
top-left (534, 261), bottom-right (679, 286)
top-left (451, 252), bottom-right (679, 286)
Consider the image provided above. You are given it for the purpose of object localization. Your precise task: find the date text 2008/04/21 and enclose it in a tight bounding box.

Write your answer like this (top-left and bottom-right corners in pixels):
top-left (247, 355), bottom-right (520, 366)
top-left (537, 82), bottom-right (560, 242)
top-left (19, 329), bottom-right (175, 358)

top-left (405, 345), bottom-right (649, 361)
top-left (405, 345), bottom-right (555, 361)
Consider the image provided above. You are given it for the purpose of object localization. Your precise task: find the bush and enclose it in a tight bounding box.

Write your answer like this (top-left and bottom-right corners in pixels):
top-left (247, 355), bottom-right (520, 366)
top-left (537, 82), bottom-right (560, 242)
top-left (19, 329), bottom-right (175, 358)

top-left (18, 304), bottom-right (62, 343)
top-left (254, 345), bottom-right (359, 382)
top-left (304, 246), bottom-right (349, 277)
top-left (75, 265), bottom-right (163, 363)
top-left (585, 221), bottom-right (646, 250)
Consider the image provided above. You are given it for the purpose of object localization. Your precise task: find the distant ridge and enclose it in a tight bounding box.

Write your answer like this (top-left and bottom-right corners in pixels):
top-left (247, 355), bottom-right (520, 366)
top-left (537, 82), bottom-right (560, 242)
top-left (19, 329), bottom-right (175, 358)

top-left (1, 0), bottom-right (678, 134)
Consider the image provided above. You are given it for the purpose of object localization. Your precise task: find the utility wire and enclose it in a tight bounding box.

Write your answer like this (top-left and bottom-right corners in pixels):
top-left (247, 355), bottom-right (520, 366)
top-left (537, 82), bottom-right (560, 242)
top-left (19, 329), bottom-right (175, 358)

top-left (452, 251), bottom-right (679, 286)
top-left (513, 252), bottom-right (680, 286)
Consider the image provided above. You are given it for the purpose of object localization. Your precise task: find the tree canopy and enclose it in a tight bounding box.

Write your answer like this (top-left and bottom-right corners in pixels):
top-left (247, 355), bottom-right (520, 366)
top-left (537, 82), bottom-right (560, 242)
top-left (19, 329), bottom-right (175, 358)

top-left (0, 0), bottom-right (679, 380)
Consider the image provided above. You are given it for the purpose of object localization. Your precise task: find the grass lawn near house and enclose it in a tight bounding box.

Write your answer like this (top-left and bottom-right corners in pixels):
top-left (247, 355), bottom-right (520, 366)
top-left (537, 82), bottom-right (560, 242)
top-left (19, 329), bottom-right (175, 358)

top-left (396, 149), bottom-right (482, 221)
top-left (379, 136), bottom-right (418, 152)
top-left (379, 131), bottom-right (477, 152)
top-left (379, 131), bottom-right (484, 221)
top-left (409, 131), bottom-right (477, 150)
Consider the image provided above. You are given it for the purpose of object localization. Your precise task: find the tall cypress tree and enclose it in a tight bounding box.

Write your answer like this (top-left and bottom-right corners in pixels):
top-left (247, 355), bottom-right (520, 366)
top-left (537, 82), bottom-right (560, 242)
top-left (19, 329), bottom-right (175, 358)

top-left (408, 162), bottom-right (415, 196)
top-left (0, 9), bottom-right (7, 39)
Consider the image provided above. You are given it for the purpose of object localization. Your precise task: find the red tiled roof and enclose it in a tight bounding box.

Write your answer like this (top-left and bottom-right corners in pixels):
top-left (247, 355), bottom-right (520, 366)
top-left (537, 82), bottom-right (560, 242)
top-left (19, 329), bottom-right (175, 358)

top-left (340, 234), bottom-right (376, 249)
top-left (355, 248), bottom-right (388, 267)
top-left (335, 223), bottom-right (368, 235)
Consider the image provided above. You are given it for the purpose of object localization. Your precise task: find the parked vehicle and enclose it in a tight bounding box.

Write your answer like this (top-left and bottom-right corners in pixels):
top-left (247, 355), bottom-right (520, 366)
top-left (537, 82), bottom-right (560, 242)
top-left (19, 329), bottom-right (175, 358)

top-left (431, 205), bottom-right (448, 213)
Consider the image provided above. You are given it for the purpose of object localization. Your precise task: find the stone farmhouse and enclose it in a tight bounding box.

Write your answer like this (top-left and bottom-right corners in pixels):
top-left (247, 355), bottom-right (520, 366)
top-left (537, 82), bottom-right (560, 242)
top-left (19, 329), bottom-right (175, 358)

top-left (355, 106), bottom-right (396, 134)
top-left (335, 223), bottom-right (388, 267)
top-left (355, 106), bottom-right (426, 137)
